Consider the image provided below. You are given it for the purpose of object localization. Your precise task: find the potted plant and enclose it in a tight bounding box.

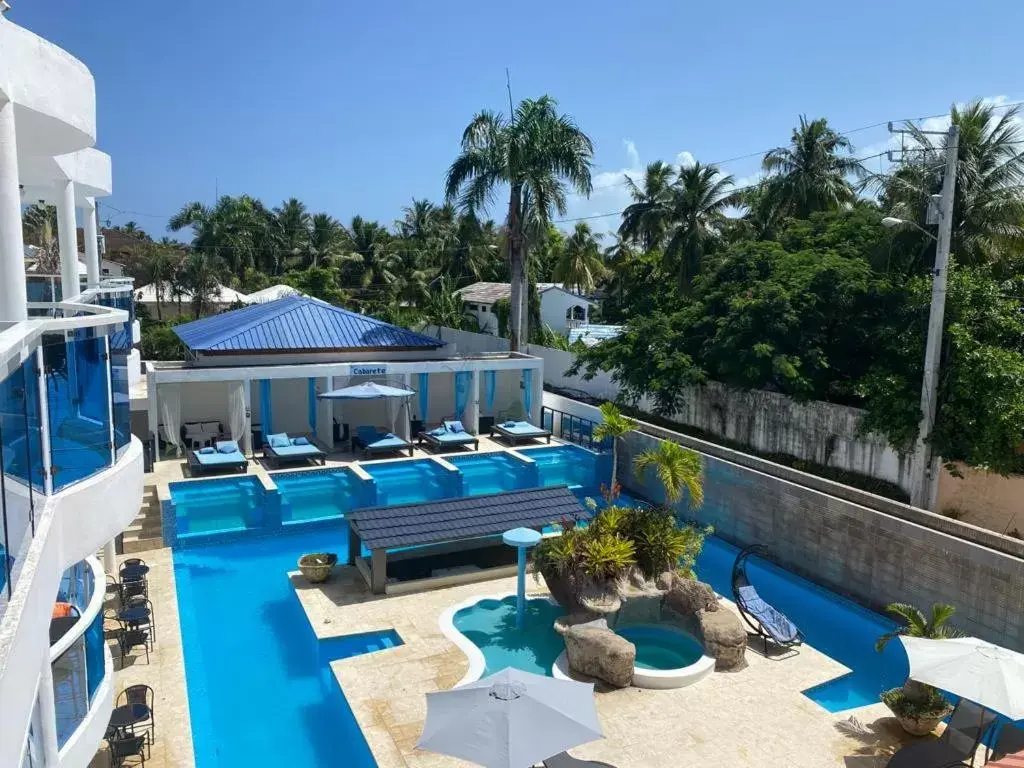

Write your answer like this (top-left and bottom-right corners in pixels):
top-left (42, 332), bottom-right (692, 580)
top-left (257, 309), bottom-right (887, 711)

top-left (876, 602), bottom-right (958, 735)
top-left (298, 552), bottom-right (338, 584)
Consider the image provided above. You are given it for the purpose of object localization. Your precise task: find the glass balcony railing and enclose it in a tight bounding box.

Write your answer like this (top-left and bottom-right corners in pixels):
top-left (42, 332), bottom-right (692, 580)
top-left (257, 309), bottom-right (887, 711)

top-left (50, 558), bottom-right (106, 749)
top-left (0, 290), bottom-right (132, 621)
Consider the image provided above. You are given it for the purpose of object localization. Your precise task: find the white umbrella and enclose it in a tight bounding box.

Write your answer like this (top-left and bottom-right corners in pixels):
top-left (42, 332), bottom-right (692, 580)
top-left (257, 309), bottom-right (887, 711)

top-left (417, 667), bottom-right (603, 768)
top-left (902, 636), bottom-right (1024, 719)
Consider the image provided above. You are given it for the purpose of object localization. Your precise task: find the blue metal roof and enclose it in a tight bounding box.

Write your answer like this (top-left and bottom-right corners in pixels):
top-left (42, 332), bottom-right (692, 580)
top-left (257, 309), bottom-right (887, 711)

top-left (173, 296), bottom-right (445, 353)
top-left (348, 485), bottom-right (587, 551)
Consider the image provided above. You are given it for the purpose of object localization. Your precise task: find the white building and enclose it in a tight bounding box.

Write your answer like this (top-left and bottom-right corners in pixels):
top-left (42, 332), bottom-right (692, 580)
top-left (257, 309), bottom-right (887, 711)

top-left (457, 282), bottom-right (597, 336)
top-left (133, 280), bottom-right (250, 320)
top-left (0, 10), bottom-right (145, 768)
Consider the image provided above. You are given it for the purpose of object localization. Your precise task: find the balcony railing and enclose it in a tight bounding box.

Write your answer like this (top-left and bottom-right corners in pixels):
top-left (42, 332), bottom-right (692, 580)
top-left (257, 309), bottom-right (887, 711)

top-left (0, 298), bottom-right (129, 622)
top-left (541, 405), bottom-right (611, 452)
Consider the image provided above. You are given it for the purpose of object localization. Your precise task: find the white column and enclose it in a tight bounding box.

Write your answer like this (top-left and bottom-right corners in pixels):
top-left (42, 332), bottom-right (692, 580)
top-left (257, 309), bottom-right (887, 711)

top-left (37, 659), bottom-right (60, 766)
top-left (55, 178), bottom-right (79, 301)
top-left (242, 379), bottom-right (253, 455)
top-left (103, 540), bottom-right (117, 574)
top-left (0, 99), bottom-right (26, 321)
top-left (315, 377), bottom-right (333, 447)
top-left (83, 196), bottom-right (100, 289)
top-left (467, 369), bottom-right (481, 435)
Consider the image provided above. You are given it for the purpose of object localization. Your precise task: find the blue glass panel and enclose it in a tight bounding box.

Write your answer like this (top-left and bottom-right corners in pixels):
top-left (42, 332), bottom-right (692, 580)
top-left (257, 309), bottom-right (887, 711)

top-left (44, 331), bottom-right (113, 490)
top-left (53, 636), bottom-right (88, 748)
top-left (85, 609), bottom-right (104, 701)
top-left (0, 355), bottom-right (44, 491)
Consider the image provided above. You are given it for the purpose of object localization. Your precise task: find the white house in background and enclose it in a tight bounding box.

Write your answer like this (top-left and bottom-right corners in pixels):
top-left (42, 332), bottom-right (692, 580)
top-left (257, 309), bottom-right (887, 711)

top-left (134, 281), bottom-right (250, 320)
top-left (457, 282), bottom-right (597, 336)
top-left (244, 284), bottom-right (301, 303)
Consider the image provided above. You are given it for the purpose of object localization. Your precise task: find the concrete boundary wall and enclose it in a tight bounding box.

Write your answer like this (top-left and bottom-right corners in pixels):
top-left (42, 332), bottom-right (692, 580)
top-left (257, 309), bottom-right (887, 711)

top-left (619, 429), bottom-right (1024, 652)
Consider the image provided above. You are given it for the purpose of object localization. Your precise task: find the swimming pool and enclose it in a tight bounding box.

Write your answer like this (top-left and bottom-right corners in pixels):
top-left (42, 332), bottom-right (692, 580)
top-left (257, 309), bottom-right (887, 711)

top-left (451, 594), bottom-right (565, 678)
top-left (170, 475), bottom-right (266, 538)
top-left (447, 452), bottom-right (534, 496)
top-left (363, 458), bottom-right (461, 506)
top-left (273, 468), bottom-right (369, 525)
top-left (174, 528), bottom-right (391, 768)
top-left (519, 443), bottom-right (608, 489)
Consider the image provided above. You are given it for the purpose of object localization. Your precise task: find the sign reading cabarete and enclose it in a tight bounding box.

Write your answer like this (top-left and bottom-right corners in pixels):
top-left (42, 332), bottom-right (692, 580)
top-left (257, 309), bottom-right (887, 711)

top-left (351, 366), bottom-right (387, 376)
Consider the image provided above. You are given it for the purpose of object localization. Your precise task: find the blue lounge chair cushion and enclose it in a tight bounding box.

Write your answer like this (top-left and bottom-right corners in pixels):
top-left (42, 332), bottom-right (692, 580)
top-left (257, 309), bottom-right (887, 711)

top-left (366, 434), bottom-right (408, 449)
top-left (195, 449), bottom-right (244, 465)
top-left (198, 446), bottom-right (216, 455)
top-left (736, 585), bottom-right (800, 643)
top-left (291, 436), bottom-right (310, 446)
top-left (501, 421), bottom-right (546, 435)
top-left (268, 433), bottom-right (290, 448)
top-left (503, 420), bottom-right (517, 427)
top-left (428, 426), bottom-right (447, 437)
top-left (216, 440), bottom-right (239, 454)
top-left (444, 420), bottom-right (465, 434)
top-left (270, 443), bottom-right (322, 457)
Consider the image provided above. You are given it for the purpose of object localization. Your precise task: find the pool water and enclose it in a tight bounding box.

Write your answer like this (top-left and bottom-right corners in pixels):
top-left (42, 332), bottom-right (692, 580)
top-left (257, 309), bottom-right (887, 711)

top-left (452, 595), bottom-right (565, 677)
top-left (617, 625), bottom-right (703, 671)
top-left (171, 476), bottom-right (265, 537)
top-left (448, 452), bottom-right (533, 496)
top-left (520, 444), bottom-right (602, 489)
top-left (273, 468), bottom-right (367, 524)
top-left (363, 459), bottom-right (460, 506)
top-left (174, 529), bottom-right (389, 768)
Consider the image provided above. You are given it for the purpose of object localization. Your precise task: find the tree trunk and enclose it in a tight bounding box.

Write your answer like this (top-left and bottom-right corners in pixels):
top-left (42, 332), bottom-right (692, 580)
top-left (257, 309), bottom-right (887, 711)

top-left (520, 244), bottom-right (530, 345)
top-left (610, 443), bottom-right (618, 489)
top-left (507, 185), bottom-right (524, 351)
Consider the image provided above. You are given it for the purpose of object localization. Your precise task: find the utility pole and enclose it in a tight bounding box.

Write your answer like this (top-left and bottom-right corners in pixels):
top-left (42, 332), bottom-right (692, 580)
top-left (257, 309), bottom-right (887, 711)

top-left (913, 124), bottom-right (959, 509)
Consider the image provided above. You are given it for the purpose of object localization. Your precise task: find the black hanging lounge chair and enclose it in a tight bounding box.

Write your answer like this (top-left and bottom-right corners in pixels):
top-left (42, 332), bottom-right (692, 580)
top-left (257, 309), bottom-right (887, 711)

top-left (731, 545), bottom-right (803, 653)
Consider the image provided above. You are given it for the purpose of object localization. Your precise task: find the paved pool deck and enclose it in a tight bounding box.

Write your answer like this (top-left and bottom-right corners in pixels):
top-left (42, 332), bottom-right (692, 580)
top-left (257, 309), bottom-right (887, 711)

top-left (292, 568), bottom-right (921, 768)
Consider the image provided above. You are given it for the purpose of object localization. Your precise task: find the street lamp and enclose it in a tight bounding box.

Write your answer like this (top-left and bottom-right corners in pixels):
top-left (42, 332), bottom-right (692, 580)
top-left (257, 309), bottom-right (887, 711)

top-left (881, 216), bottom-right (938, 242)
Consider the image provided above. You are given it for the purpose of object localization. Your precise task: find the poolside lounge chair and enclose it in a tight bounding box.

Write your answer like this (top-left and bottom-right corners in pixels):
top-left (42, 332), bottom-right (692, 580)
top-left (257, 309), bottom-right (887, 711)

top-left (886, 699), bottom-right (997, 767)
top-left (263, 433), bottom-right (327, 467)
top-left (187, 440), bottom-right (248, 475)
top-left (353, 426), bottom-right (413, 459)
top-left (491, 419), bottom-right (552, 446)
top-left (731, 545), bottom-right (803, 653)
top-left (543, 752), bottom-right (617, 767)
top-left (417, 420), bottom-right (479, 453)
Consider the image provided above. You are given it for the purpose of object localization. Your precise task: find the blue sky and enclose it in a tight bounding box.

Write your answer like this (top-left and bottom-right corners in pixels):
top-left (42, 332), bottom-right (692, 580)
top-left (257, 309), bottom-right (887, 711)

top-left (13, 0), bottom-right (1024, 238)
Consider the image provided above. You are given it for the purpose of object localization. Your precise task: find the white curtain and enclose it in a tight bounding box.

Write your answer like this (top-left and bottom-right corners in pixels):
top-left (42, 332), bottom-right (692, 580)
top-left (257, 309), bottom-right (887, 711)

top-left (159, 383), bottom-right (183, 457)
top-left (228, 381), bottom-right (246, 443)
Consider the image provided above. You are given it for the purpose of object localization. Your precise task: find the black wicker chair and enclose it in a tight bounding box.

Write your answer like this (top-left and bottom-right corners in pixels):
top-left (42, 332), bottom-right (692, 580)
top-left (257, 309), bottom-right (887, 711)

top-left (117, 628), bottom-right (151, 665)
top-left (108, 731), bottom-right (148, 767)
top-left (117, 684), bottom-right (155, 746)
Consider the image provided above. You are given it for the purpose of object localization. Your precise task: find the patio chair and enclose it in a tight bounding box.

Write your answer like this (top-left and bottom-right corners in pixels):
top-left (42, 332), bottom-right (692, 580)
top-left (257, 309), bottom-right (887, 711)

top-left (490, 419), bottom-right (552, 446)
top-left (543, 751), bottom-right (617, 767)
top-left (987, 722), bottom-right (1024, 763)
top-left (353, 426), bottom-right (413, 458)
top-left (107, 730), bottom-right (148, 767)
top-left (117, 684), bottom-right (156, 745)
top-left (731, 545), bottom-right (803, 653)
top-left (122, 598), bottom-right (156, 644)
top-left (117, 627), bottom-right (151, 666)
top-left (886, 699), bottom-right (998, 767)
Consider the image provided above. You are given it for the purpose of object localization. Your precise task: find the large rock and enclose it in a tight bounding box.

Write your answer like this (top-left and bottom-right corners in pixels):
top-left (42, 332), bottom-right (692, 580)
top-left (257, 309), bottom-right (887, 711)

top-left (563, 625), bottom-right (636, 688)
top-left (665, 578), bottom-right (719, 616)
top-left (698, 608), bottom-right (747, 671)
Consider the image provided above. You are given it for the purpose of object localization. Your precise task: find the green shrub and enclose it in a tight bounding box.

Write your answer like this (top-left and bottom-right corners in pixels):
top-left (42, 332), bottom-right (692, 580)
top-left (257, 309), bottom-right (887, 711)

top-left (624, 506), bottom-right (712, 579)
top-left (580, 535), bottom-right (636, 580)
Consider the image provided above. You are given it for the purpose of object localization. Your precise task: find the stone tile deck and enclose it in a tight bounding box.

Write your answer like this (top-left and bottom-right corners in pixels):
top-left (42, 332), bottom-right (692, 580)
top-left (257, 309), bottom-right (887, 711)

top-left (293, 569), bottom-right (913, 768)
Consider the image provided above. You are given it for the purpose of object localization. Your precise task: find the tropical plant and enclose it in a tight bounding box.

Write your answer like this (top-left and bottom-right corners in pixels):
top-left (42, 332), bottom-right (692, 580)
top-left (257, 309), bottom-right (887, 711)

top-left (579, 534), bottom-right (636, 580)
top-left (177, 253), bottom-right (226, 318)
top-left (419, 276), bottom-right (479, 333)
top-left (22, 203), bottom-right (61, 274)
top-left (876, 602), bottom-right (959, 726)
top-left (445, 95), bottom-right (594, 350)
top-left (592, 403), bottom-right (637, 488)
top-left (762, 115), bottom-right (865, 218)
top-left (882, 99), bottom-right (1024, 268)
top-left (553, 222), bottom-right (606, 294)
top-left (306, 212), bottom-right (345, 268)
top-left (633, 440), bottom-right (704, 507)
top-left (619, 161), bottom-right (676, 249)
top-left (663, 162), bottom-right (739, 287)
top-left (623, 506), bottom-right (711, 579)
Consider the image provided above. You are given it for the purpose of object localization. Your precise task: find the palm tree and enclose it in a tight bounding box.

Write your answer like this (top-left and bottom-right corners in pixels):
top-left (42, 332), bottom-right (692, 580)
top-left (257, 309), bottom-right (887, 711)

top-left (22, 204), bottom-right (60, 274)
top-left (170, 195), bottom-right (270, 275)
top-left (553, 222), bottom-right (607, 295)
top-left (306, 213), bottom-right (344, 268)
top-left (876, 602), bottom-right (959, 711)
top-left (633, 440), bottom-right (704, 507)
top-left (140, 243), bottom-right (180, 320)
top-left (178, 253), bottom-right (226, 318)
top-left (619, 161), bottom-right (676, 249)
top-left (273, 198), bottom-right (311, 271)
top-left (593, 403), bottom-right (637, 489)
top-left (883, 100), bottom-right (1024, 267)
top-left (664, 162), bottom-right (739, 286)
top-left (445, 95), bottom-right (594, 351)
top-left (762, 115), bottom-right (865, 218)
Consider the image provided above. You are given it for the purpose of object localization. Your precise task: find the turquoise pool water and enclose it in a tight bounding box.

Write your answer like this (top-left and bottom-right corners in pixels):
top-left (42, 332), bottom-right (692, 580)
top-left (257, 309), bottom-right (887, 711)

top-left (273, 468), bottom-right (368, 524)
top-left (452, 595), bottom-right (565, 677)
top-left (363, 458), bottom-right (460, 506)
top-left (520, 444), bottom-right (604, 489)
top-left (448, 452), bottom-right (534, 496)
top-left (175, 529), bottom-right (390, 768)
top-left (617, 625), bottom-right (704, 671)
top-left (170, 476), bottom-right (265, 538)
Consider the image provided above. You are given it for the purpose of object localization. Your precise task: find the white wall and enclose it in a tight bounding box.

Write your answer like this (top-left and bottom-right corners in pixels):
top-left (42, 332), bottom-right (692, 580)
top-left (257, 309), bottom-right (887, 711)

top-left (178, 380), bottom-right (236, 428)
top-left (539, 289), bottom-right (590, 333)
top-left (423, 325), bottom-right (510, 354)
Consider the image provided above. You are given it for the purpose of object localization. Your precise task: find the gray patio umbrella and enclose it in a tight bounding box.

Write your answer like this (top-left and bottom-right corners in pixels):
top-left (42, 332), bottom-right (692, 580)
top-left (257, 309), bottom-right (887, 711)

top-left (417, 667), bottom-right (603, 768)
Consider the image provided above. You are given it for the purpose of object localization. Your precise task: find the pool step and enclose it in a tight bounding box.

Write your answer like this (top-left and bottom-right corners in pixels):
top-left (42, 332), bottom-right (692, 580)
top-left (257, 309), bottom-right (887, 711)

top-left (121, 485), bottom-right (164, 554)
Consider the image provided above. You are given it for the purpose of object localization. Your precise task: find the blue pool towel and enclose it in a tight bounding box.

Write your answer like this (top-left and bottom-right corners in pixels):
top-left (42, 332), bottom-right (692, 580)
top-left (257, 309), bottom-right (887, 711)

top-left (736, 585), bottom-right (800, 643)
top-left (291, 436), bottom-right (310, 446)
top-left (216, 440), bottom-right (239, 454)
top-left (198, 446), bottom-right (216, 455)
top-left (268, 433), bottom-right (290, 448)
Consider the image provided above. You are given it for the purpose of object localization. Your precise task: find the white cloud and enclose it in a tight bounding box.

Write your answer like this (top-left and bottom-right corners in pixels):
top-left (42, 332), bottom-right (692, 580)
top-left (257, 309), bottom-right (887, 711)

top-left (675, 151), bottom-right (696, 168)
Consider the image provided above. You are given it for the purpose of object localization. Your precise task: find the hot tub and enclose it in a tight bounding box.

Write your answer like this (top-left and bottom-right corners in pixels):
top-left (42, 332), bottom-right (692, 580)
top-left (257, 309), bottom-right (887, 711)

top-left (554, 623), bottom-right (716, 690)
